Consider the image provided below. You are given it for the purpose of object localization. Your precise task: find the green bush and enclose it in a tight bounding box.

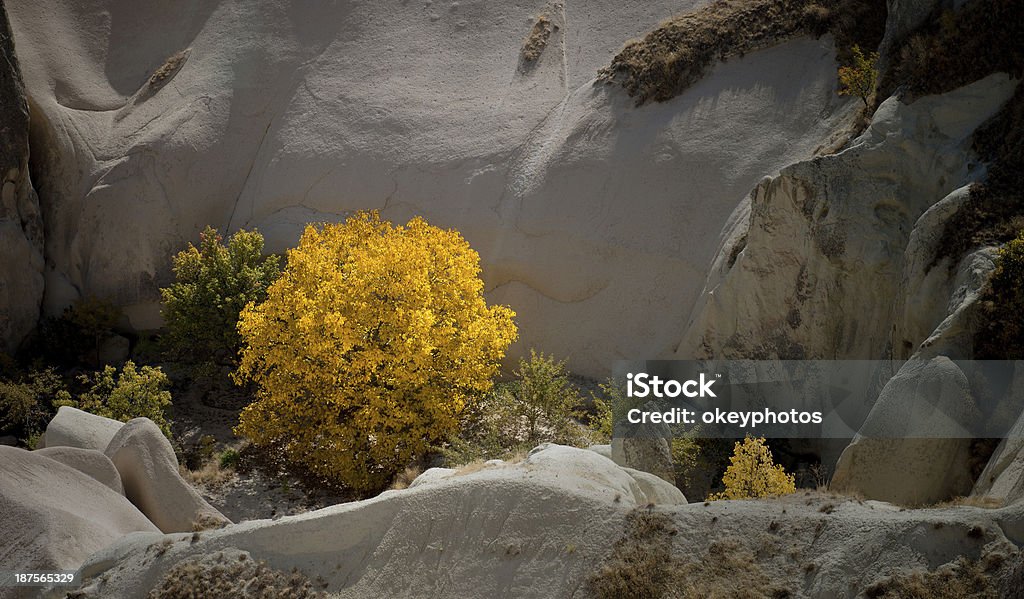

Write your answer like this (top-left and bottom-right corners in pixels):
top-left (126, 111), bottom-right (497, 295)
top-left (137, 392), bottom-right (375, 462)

top-left (219, 449), bottom-right (240, 470)
top-left (976, 231), bottom-right (1024, 358)
top-left (503, 350), bottom-right (585, 447)
top-left (444, 350), bottom-right (585, 463)
top-left (588, 396), bottom-right (614, 443)
top-left (0, 369), bottom-right (70, 442)
top-left (160, 226), bottom-right (280, 366)
top-left (58, 360), bottom-right (173, 437)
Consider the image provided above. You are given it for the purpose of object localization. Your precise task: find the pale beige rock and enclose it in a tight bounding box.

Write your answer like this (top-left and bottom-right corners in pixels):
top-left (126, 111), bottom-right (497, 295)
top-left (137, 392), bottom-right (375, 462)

top-left (679, 74), bottom-right (1017, 365)
top-left (0, 446), bottom-right (157, 599)
top-left (411, 444), bottom-right (685, 506)
top-left (42, 406), bottom-right (123, 452)
top-left (831, 357), bottom-right (979, 505)
top-left (66, 467), bottom-right (1024, 599)
top-left (0, 4), bottom-right (43, 353)
top-left (34, 446), bottom-right (124, 494)
top-left (6, 0), bottom-right (854, 377)
top-left (609, 401), bottom-right (675, 483)
top-left (104, 418), bottom-right (229, 533)
top-left (972, 365), bottom-right (1024, 506)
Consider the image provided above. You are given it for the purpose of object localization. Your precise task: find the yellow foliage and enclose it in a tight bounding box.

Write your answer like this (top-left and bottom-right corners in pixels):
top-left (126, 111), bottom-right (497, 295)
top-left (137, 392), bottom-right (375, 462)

top-left (838, 44), bottom-right (879, 105)
top-left (233, 211), bottom-right (517, 491)
top-left (708, 437), bottom-right (796, 500)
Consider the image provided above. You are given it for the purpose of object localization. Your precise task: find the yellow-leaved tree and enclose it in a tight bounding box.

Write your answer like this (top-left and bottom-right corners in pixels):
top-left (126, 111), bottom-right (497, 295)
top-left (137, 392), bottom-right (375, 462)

top-left (708, 437), bottom-right (796, 500)
top-left (233, 211), bottom-right (517, 491)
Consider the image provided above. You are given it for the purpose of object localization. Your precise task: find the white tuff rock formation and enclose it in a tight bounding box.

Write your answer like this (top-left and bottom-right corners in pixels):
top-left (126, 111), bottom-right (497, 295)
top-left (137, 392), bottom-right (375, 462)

top-left (6, 0), bottom-right (853, 376)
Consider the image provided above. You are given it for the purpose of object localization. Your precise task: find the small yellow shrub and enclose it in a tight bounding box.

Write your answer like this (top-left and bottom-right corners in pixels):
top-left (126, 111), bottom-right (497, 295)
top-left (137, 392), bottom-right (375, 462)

top-left (708, 437), bottom-right (796, 500)
top-left (838, 44), bottom-right (879, 105)
top-left (234, 211), bottom-right (517, 492)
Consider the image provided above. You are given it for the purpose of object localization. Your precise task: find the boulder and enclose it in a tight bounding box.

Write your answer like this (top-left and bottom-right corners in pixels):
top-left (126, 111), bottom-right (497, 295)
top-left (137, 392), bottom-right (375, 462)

top-left (611, 402), bottom-right (675, 483)
top-left (0, 446), bottom-right (158, 598)
top-left (67, 445), bottom-right (1024, 599)
top-left (75, 444), bottom-right (686, 599)
top-left (411, 444), bottom-right (685, 506)
top-left (971, 365), bottom-right (1024, 506)
top-left (622, 467), bottom-right (687, 505)
top-left (831, 357), bottom-right (979, 505)
top-left (104, 418), bottom-right (229, 533)
top-left (42, 406), bottom-right (124, 452)
top-left (97, 334), bottom-right (131, 366)
top-left (34, 446), bottom-right (124, 494)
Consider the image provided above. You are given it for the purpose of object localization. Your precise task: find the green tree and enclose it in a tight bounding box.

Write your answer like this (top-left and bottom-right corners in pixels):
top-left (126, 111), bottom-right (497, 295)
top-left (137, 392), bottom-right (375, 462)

top-left (500, 350), bottom-right (584, 447)
top-left (161, 226), bottom-right (280, 366)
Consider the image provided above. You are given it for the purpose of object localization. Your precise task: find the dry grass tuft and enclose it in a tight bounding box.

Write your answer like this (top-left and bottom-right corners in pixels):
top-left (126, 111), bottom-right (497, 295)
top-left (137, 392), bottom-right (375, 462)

top-left (931, 495), bottom-right (1005, 510)
top-left (180, 459), bottom-right (236, 488)
top-left (588, 509), bottom-right (791, 599)
top-left (521, 15), bottom-right (553, 63)
top-left (389, 465), bottom-right (423, 490)
top-left (587, 509), bottom-right (676, 599)
top-left (191, 512), bottom-right (229, 532)
top-left (148, 49), bottom-right (189, 87)
top-left (147, 551), bottom-right (325, 598)
top-left (862, 556), bottom-right (1005, 598)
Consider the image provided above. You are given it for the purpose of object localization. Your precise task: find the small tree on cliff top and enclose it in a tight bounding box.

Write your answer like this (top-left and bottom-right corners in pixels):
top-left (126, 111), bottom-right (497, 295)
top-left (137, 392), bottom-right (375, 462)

top-left (233, 211), bottom-right (518, 492)
top-left (838, 45), bottom-right (879, 105)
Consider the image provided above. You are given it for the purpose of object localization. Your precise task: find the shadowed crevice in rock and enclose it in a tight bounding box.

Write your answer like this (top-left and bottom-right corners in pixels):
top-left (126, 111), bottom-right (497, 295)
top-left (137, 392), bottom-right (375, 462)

top-left (0, 0), bottom-right (43, 353)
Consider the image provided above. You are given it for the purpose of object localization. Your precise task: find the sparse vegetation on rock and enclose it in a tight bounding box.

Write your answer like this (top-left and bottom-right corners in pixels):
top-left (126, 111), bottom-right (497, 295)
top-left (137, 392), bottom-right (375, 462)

top-left (147, 552), bottom-right (324, 599)
top-left (838, 45), bottom-right (878, 105)
top-left (975, 230), bottom-right (1024, 358)
top-left (863, 555), bottom-right (1005, 598)
top-left (520, 15), bottom-right (553, 63)
top-left (597, 0), bottom-right (885, 105)
top-left (589, 508), bottom-right (791, 599)
top-left (148, 49), bottom-right (189, 87)
top-left (233, 211), bottom-right (517, 492)
top-left (910, 0), bottom-right (1024, 270)
top-left (587, 509), bottom-right (675, 599)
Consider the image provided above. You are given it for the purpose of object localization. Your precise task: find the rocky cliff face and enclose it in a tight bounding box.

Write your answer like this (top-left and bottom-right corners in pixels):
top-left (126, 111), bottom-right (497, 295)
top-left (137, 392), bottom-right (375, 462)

top-left (4, 0), bottom-right (853, 375)
top-left (679, 74), bottom-right (1017, 363)
top-left (0, 2), bottom-right (43, 354)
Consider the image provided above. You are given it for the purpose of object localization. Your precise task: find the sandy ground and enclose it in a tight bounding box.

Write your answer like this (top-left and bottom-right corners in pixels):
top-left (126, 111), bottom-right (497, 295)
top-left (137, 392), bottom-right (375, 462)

top-left (167, 368), bottom-right (350, 523)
